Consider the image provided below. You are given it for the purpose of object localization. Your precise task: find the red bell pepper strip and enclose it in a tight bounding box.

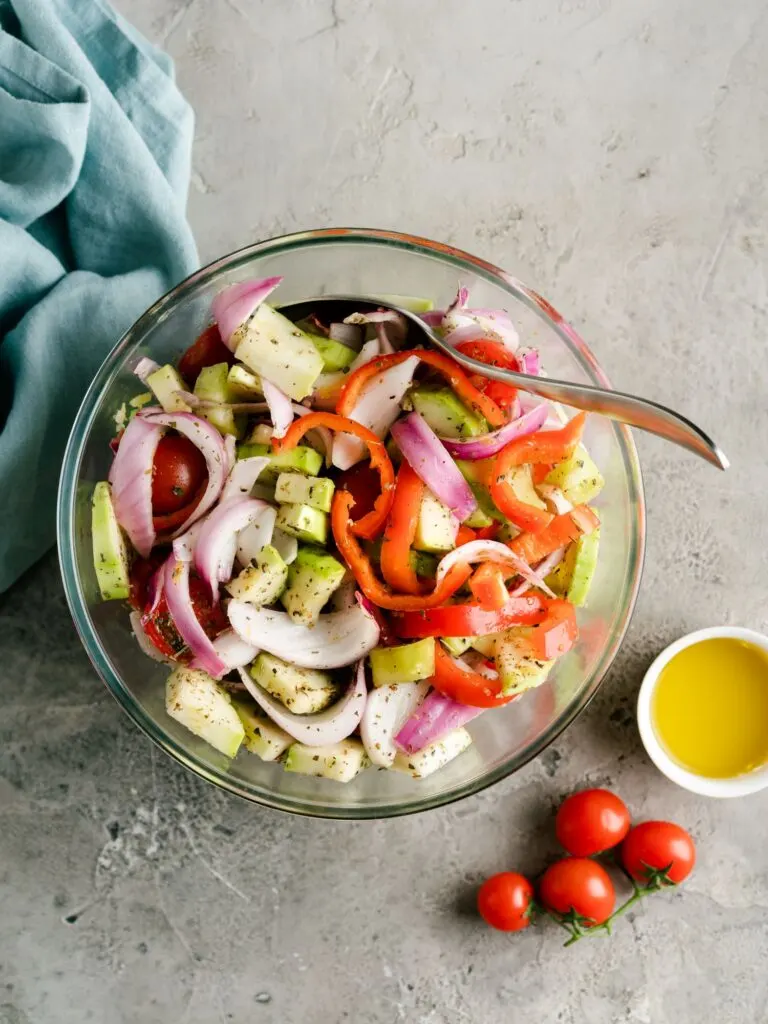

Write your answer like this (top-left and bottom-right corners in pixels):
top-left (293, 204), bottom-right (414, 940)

top-left (273, 412), bottom-right (395, 540)
top-left (456, 524), bottom-right (477, 546)
top-left (430, 643), bottom-right (517, 708)
top-left (336, 350), bottom-right (507, 428)
top-left (331, 491), bottom-right (472, 610)
top-left (527, 599), bottom-right (579, 660)
top-left (468, 563), bottom-right (509, 610)
top-left (393, 593), bottom-right (548, 638)
top-left (456, 339), bottom-right (520, 415)
top-left (509, 505), bottom-right (599, 564)
top-left (380, 461), bottom-right (428, 595)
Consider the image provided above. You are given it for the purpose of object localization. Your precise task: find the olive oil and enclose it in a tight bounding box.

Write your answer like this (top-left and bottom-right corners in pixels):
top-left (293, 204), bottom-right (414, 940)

top-left (652, 638), bottom-right (768, 779)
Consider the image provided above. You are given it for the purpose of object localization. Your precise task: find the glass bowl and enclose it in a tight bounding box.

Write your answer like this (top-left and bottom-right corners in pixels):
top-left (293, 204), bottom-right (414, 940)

top-left (58, 228), bottom-right (645, 819)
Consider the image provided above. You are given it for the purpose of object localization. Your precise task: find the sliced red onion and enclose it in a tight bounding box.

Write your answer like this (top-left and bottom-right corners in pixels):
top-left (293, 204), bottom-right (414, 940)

top-left (237, 660), bottom-right (367, 747)
top-left (332, 356), bottom-right (420, 470)
top-left (211, 276), bottom-right (283, 349)
top-left (236, 506), bottom-right (277, 566)
top-left (194, 498), bottom-right (273, 602)
top-left (510, 546), bottom-right (567, 597)
top-left (329, 321), bottom-right (364, 350)
top-left (460, 650), bottom-right (499, 679)
top-left (420, 310), bottom-right (445, 327)
top-left (108, 413), bottom-right (164, 557)
top-left (261, 378), bottom-right (293, 439)
top-left (361, 681), bottom-right (429, 767)
top-left (129, 610), bottom-right (170, 664)
top-left (446, 285), bottom-right (470, 316)
top-left (224, 434), bottom-right (237, 475)
top-left (134, 356), bottom-right (160, 384)
top-left (200, 630), bottom-right (258, 672)
top-left (172, 516), bottom-right (208, 563)
top-left (175, 390), bottom-right (270, 415)
top-left (536, 484), bottom-right (573, 515)
top-left (311, 339), bottom-right (381, 411)
top-left (140, 411), bottom-right (229, 537)
top-left (270, 528), bottom-right (298, 565)
top-left (440, 403), bottom-right (549, 461)
top-left (163, 556), bottom-right (228, 678)
top-left (344, 309), bottom-right (407, 354)
top-left (395, 689), bottom-right (484, 754)
top-left (519, 349), bottom-right (540, 375)
top-left (441, 287), bottom-right (520, 353)
top-left (220, 455), bottom-right (271, 505)
top-left (435, 539), bottom-right (555, 596)
top-left (145, 564), bottom-right (165, 615)
top-left (390, 412), bottom-right (477, 522)
top-left (228, 599), bottom-right (380, 669)
top-left (518, 391), bottom-right (567, 430)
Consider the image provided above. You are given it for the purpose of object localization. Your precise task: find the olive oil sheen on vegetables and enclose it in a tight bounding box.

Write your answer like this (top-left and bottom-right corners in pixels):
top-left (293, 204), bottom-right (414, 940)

top-left (652, 638), bottom-right (768, 779)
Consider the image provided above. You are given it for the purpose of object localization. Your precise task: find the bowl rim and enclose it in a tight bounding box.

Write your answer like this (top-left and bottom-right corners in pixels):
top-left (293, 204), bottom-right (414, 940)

top-left (637, 626), bottom-right (768, 798)
top-left (57, 226), bottom-right (646, 819)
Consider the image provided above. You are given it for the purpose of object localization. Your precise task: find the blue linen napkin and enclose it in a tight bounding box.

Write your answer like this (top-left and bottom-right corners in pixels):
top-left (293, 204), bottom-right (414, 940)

top-left (0, 0), bottom-right (198, 592)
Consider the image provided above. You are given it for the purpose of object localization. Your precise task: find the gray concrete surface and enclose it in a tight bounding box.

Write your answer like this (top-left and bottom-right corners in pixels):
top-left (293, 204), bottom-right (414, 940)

top-left (2, 0), bottom-right (768, 1021)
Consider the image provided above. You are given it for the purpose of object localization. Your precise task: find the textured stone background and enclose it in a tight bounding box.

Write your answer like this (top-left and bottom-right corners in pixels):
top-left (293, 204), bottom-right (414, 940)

top-left (2, 1), bottom-right (768, 1021)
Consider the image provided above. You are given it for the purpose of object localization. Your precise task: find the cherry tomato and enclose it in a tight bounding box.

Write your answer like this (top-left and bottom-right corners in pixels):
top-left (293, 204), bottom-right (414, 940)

top-left (178, 324), bottom-right (234, 386)
top-left (477, 872), bottom-right (534, 932)
top-left (128, 551), bottom-right (168, 611)
top-left (621, 822), bottom-right (696, 886)
top-left (539, 858), bottom-right (615, 926)
top-left (141, 575), bottom-right (229, 660)
top-left (555, 789), bottom-right (631, 857)
top-left (336, 461), bottom-right (381, 523)
top-left (152, 434), bottom-right (208, 515)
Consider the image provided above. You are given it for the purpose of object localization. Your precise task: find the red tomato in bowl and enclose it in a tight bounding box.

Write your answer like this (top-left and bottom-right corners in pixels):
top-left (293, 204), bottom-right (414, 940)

top-left (178, 324), bottom-right (234, 386)
top-left (151, 434), bottom-right (208, 516)
top-left (555, 789), bottom-right (631, 857)
top-left (141, 576), bottom-right (229, 660)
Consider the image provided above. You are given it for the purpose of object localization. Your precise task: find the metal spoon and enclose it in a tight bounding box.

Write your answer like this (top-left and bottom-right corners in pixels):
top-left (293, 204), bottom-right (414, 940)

top-left (279, 295), bottom-right (728, 470)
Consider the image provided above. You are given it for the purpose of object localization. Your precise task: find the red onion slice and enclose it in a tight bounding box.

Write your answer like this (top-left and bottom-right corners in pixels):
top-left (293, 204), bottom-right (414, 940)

top-left (228, 599), bottom-right (380, 669)
top-left (163, 556), bottom-right (228, 678)
top-left (134, 356), bottom-right (160, 384)
top-left (236, 507), bottom-right (277, 566)
top-left (237, 660), bottom-right (367, 747)
top-left (440, 403), bottom-right (549, 461)
top-left (518, 349), bottom-right (540, 375)
top-left (360, 681), bottom-right (429, 767)
top-left (343, 309), bottom-right (408, 354)
top-left (219, 455), bottom-right (271, 505)
top-left (211, 276), bottom-right (283, 349)
top-left (395, 689), bottom-right (484, 754)
top-left (262, 378), bottom-right (294, 439)
top-left (435, 539), bottom-right (555, 596)
top-left (139, 411), bottom-right (228, 537)
top-left (108, 413), bottom-right (164, 557)
top-left (196, 630), bottom-right (258, 672)
top-left (329, 321), bottom-right (364, 350)
top-left (390, 412), bottom-right (477, 522)
top-left (420, 310), bottom-right (445, 327)
top-left (332, 355), bottom-right (420, 470)
top-left (129, 610), bottom-right (170, 664)
top-left (194, 498), bottom-right (273, 602)
top-left (172, 516), bottom-right (208, 563)
top-left (510, 546), bottom-right (566, 597)
top-left (536, 484), bottom-right (573, 515)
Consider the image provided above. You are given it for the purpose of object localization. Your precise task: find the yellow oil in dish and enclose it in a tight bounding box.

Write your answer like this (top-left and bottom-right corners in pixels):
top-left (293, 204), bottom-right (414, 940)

top-left (652, 638), bottom-right (768, 779)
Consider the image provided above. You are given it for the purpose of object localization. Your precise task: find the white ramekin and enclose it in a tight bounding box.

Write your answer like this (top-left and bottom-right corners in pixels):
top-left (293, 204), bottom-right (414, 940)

top-left (637, 626), bottom-right (768, 798)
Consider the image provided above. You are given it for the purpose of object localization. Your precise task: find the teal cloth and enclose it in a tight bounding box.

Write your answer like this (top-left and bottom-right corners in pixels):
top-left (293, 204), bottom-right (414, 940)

top-left (0, 0), bottom-right (198, 591)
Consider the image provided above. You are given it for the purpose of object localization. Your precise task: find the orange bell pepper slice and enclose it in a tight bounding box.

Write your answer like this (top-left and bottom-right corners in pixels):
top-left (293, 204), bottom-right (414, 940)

top-left (456, 524), bottom-right (477, 546)
top-left (527, 599), bottom-right (578, 659)
top-left (430, 643), bottom-right (517, 708)
top-left (380, 461), bottom-right (428, 595)
top-left (509, 505), bottom-right (599, 564)
top-left (273, 412), bottom-right (395, 540)
top-left (468, 563), bottom-right (509, 610)
top-left (331, 491), bottom-right (472, 610)
top-left (336, 350), bottom-right (506, 428)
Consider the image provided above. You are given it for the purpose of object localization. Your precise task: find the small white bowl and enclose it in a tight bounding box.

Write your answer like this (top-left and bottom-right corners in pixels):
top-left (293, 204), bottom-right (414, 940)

top-left (637, 626), bottom-right (768, 798)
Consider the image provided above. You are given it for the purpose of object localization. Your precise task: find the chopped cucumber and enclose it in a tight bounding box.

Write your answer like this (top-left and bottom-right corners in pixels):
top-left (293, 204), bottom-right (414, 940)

top-left (505, 464), bottom-right (548, 510)
top-left (91, 481), bottom-right (131, 601)
top-left (309, 334), bottom-right (358, 372)
top-left (365, 539), bottom-right (437, 580)
top-left (225, 544), bottom-right (288, 605)
top-left (392, 728), bottom-right (472, 778)
top-left (545, 444), bottom-right (604, 506)
top-left (413, 492), bottom-right (458, 553)
top-left (227, 363), bottom-right (263, 397)
top-left (284, 738), bottom-right (366, 783)
top-left (495, 630), bottom-right (554, 696)
top-left (410, 387), bottom-right (487, 438)
top-left (546, 526), bottom-right (600, 607)
top-left (128, 391), bottom-right (153, 409)
top-left (194, 362), bottom-right (243, 437)
top-left (233, 303), bottom-right (324, 400)
top-left (245, 423), bottom-right (273, 445)
top-left (274, 472), bottom-right (335, 513)
top-left (441, 636), bottom-right (475, 657)
top-left (276, 503), bottom-right (328, 545)
top-left (370, 638), bottom-right (436, 687)
top-left (470, 632), bottom-right (504, 658)
top-left (231, 699), bottom-right (292, 761)
top-left (146, 364), bottom-right (191, 413)
top-left (280, 545), bottom-right (346, 625)
top-left (236, 442), bottom-right (323, 481)
top-left (165, 668), bottom-right (245, 758)
top-left (250, 653), bottom-right (337, 714)
top-left (456, 459), bottom-right (510, 524)
top-left (464, 505), bottom-right (494, 529)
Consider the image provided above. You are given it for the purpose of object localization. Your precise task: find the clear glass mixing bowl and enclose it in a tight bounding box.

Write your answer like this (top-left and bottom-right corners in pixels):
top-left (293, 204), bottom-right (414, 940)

top-left (58, 228), bottom-right (645, 818)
